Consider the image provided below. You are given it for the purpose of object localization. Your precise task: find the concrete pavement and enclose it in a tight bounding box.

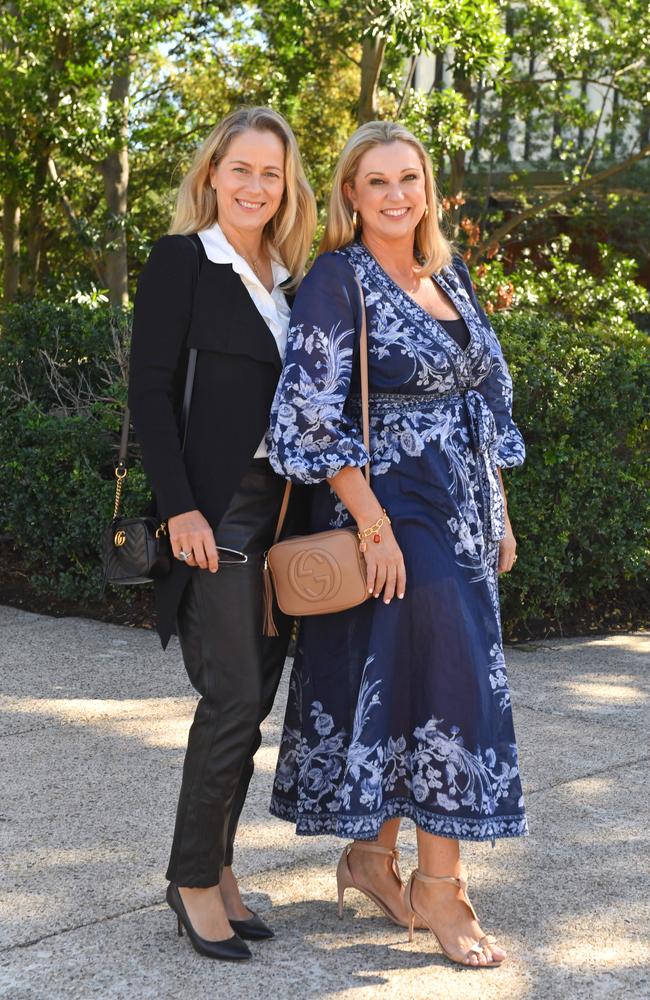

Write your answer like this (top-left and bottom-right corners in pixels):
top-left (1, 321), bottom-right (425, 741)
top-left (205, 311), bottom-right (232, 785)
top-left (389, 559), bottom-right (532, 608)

top-left (0, 604), bottom-right (648, 999)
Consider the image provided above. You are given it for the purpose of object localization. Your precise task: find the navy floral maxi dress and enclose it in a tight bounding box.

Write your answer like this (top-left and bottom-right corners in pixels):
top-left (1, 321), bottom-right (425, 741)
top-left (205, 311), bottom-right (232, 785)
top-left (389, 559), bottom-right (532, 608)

top-left (267, 241), bottom-right (528, 843)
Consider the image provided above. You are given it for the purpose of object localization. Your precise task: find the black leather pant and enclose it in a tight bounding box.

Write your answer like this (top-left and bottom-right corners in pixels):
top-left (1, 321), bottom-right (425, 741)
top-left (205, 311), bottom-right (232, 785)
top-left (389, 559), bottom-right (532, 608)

top-left (165, 459), bottom-right (293, 888)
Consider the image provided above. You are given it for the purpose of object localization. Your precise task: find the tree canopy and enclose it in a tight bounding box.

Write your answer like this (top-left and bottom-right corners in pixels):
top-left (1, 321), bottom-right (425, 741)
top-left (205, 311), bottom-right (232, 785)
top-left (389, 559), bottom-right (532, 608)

top-left (1, 0), bottom-right (648, 304)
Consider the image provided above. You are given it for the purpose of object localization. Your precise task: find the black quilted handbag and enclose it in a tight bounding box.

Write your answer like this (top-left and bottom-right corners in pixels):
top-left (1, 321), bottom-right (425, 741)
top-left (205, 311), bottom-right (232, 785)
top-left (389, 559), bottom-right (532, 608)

top-left (100, 345), bottom-right (197, 589)
top-left (101, 235), bottom-right (200, 591)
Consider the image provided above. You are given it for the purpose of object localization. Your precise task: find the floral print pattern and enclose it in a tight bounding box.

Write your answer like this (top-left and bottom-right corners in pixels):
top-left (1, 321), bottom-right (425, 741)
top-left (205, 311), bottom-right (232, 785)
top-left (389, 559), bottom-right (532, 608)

top-left (268, 242), bottom-right (527, 842)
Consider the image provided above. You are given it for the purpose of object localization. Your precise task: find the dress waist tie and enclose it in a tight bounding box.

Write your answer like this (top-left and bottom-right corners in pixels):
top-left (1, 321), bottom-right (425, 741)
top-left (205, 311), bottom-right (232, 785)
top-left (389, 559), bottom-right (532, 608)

top-left (464, 390), bottom-right (505, 543)
top-left (350, 389), bottom-right (506, 543)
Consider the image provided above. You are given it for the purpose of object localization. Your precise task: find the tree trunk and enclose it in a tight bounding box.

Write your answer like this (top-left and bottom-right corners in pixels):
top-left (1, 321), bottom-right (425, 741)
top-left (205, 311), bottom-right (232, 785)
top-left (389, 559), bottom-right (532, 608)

top-left (609, 88), bottom-right (620, 159)
top-left (577, 71), bottom-right (588, 149)
top-left (358, 34), bottom-right (387, 124)
top-left (20, 25), bottom-right (69, 295)
top-left (640, 105), bottom-right (650, 149)
top-left (2, 194), bottom-right (20, 302)
top-left (433, 50), bottom-right (444, 91)
top-left (99, 54), bottom-right (133, 308)
top-left (449, 71), bottom-right (473, 233)
top-left (21, 154), bottom-right (49, 294)
top-left (551, 68), bottom-right (564, 160)
top-left (498, 5), bottom-right (515, 159)
top-left (1, 1), bottom-right (20, 301)
top-left (471, 75), bottom-right (483, 166)
top-left (524, 52), bottom-right (536, 161)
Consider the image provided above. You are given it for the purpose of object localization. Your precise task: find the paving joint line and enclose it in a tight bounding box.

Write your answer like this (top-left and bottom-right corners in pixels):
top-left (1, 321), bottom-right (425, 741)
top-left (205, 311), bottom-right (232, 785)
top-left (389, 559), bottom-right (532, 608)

top-left (514, 700), bottom-right (645, 724)
top-left (525, 752), bottom-right (650, 796)
top-left (0, 723), bottom-right (66, 740)
top-left (0, 899), bottom-right (163, 954)
top-left (0, 848), bottom-right (341, 955)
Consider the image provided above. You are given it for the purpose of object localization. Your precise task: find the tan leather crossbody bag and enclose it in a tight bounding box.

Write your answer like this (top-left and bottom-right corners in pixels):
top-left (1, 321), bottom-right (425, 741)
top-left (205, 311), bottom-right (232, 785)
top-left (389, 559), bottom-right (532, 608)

top-left (262, 273), bottom-right (371, 634)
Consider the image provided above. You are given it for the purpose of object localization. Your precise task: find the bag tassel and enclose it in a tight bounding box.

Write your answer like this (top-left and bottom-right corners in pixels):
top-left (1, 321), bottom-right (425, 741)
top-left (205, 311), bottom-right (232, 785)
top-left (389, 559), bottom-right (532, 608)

top-left (262, 557), bottom-right (279, 637)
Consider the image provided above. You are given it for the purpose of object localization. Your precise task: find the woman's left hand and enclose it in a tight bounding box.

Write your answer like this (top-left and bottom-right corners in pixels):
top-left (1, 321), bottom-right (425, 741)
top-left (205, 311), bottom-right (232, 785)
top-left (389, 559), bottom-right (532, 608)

top-left (498, 519), bottom-right (517, 574)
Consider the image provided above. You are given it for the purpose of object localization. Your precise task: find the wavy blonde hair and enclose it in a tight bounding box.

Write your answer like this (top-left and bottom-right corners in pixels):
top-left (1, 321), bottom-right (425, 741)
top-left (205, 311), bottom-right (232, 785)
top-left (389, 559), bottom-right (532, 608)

top-left (170, 107), bottom-right (316, 288)
top-left (320, 121), bottom-right (453, 275)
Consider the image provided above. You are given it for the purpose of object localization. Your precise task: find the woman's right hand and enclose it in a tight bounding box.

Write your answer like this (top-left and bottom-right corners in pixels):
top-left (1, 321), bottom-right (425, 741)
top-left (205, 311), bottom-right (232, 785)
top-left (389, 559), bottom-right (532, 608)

top-left (167, 509), bottom-right (219, 572)
top-left (360, 520), bottom-right (406, 604)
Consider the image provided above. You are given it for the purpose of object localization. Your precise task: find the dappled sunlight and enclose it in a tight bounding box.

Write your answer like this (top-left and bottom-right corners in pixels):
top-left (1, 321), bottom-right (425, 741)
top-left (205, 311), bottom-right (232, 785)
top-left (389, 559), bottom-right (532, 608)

top-left (0, 695), bottom-right (194, 748)
top-left (541, 917), bottom-right (650, 970)
top-left (248, 744), bottom-right (280, 774)
top-left (579, 633), bottom-right (649, 656)
top-left (0, 891), bottom-right (53, 931)
top-left (563, 674), bottom-right (647, 705)
top-left (0, 696), bottom-right (193, 721)
top-left (5, 845), bottom-right (133, 868)
top-left (2, 614), bottom-right (647, 1000)
top-left (562, 774), bottom-right (616, 800)
top-left (0, 693), bottom-right (286, 751)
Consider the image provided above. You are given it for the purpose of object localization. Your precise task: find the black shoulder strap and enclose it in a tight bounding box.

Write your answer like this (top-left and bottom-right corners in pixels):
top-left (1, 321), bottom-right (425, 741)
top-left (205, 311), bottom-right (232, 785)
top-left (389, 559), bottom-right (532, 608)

top-left (117, 233), bottom-right (202, 470)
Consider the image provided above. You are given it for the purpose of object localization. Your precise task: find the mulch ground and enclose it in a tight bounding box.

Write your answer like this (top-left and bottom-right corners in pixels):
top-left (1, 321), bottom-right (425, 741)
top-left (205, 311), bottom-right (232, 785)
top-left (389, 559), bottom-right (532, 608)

top-left (0, 539), bottom-right (155, 630)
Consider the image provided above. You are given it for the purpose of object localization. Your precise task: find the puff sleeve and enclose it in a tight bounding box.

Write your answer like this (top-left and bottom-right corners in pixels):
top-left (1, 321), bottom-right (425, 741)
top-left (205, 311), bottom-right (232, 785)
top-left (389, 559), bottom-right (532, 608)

top-left (268, 252), bottom-right (370, 485)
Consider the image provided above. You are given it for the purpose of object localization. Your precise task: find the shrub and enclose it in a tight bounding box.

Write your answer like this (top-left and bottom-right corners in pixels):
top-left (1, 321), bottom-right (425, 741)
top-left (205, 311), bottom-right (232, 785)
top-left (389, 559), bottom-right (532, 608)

top-left (0, 299), bottom-right (147, 603)
top-left (0, 294), bottom-right (647, 637)
top-left (494, 311), bottom-right (649, 636)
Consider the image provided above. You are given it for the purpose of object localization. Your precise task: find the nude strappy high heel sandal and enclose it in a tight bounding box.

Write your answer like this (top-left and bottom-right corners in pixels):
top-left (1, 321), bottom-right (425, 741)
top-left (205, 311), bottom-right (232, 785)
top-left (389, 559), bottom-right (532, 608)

top-left (405, 868), bottom-right (505, 968)
top-left (336, 841), bottom-right (410, 927)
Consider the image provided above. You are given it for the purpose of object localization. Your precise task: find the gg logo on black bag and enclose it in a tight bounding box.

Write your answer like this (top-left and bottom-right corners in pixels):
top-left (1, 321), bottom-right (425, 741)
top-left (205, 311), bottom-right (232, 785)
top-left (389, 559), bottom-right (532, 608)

top-left (114, 530), bottom-right (127, 547)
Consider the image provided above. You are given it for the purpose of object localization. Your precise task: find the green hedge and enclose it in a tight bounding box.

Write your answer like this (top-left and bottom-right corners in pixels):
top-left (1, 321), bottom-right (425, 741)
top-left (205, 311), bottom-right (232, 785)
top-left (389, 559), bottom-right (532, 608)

top-left (0, 301), bottom-right (149, 605)
top-left (0, 298), bottom-right (648, 637)
top-left (493, 312), bottom-right (649, 635)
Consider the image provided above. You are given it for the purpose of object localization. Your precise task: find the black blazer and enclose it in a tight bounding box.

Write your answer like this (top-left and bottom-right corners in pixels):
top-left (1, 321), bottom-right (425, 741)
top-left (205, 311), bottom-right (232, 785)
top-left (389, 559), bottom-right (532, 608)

top-left (128, 233), bottom-right (293, 649)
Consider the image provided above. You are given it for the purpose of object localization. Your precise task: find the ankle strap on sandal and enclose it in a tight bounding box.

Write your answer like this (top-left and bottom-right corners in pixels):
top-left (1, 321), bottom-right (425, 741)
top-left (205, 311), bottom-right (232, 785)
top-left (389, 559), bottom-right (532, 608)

top-left (345, 841), bottom-right (402, 883)
top-left (408, 868), bottom-right (477, 921)
top-left (411, 868), bottom-right (468, 891)
top-left (345, 841), bottom-right (400, 860)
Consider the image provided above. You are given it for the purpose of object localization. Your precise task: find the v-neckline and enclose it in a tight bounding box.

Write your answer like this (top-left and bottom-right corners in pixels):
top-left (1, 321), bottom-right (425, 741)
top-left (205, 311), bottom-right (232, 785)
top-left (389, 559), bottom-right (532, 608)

top-left (356, 241), bottom-right (475, 361)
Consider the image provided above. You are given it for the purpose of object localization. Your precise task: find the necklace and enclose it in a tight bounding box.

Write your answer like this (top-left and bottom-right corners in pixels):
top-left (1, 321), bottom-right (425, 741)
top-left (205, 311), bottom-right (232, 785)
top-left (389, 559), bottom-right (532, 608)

top-left (361, 238), bottom-right (419, 293)
top-left (244, 251), bottom-right (264, 280)
top-left (230, 237), bottom-right (265, 281)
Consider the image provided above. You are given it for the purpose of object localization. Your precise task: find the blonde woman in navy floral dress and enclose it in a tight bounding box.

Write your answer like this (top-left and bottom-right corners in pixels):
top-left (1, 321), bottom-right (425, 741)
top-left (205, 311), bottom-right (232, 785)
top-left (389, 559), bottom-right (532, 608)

top-left (268, 122), bottom-right (527, 968)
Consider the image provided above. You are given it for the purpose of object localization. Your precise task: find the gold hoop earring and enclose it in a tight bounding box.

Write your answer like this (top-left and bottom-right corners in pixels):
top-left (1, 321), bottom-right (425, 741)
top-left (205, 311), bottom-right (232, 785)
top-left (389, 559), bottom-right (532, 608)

top-left (424, 204), bottom-right (429, 217)
top-left (352, 210), bottom-right (358, 228)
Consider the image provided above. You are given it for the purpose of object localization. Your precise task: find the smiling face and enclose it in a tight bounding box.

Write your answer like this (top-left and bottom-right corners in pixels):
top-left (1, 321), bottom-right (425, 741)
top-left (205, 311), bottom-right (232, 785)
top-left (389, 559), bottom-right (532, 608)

top-left (209, 127), bottom-right (286, 236)
top-left (344, 140), bottom-right (427, 245)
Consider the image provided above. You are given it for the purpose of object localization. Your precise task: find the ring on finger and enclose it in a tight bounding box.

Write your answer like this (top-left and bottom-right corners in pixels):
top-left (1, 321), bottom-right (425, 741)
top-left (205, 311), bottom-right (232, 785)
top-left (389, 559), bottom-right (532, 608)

top-left (178, 549), bottom-right (192, 561)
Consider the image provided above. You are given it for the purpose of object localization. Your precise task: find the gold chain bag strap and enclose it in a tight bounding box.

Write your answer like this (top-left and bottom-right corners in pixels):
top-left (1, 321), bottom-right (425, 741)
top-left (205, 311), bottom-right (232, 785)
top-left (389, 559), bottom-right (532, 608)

top-left (263, 272), bottom-right (371, 635)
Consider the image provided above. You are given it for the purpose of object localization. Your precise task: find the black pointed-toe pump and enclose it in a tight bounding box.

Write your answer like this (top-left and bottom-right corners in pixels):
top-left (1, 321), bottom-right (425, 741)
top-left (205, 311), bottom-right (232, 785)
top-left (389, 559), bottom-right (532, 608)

top-left (229, 909), bottom-right (275, 941)
top-left (166, 883), bottom-right (252, 961)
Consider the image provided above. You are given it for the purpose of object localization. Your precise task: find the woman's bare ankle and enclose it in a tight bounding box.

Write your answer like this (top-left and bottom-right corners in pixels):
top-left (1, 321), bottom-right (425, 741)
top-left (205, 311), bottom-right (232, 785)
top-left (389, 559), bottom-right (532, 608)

top-left (219, 866), bottom-right (252, 921)
top-left (177, 884), bottom-right (234, 941)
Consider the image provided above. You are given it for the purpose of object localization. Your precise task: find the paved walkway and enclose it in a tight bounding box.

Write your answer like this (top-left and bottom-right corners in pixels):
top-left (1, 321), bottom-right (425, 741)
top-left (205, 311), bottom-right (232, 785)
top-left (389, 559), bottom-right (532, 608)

top-left (0, 604), bottom-right (648, 999)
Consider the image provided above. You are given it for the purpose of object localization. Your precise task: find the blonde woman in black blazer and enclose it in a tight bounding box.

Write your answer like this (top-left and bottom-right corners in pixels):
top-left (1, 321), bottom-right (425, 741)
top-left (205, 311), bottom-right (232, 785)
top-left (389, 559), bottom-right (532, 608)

top-left (128, 107), bottom-right (316, 960)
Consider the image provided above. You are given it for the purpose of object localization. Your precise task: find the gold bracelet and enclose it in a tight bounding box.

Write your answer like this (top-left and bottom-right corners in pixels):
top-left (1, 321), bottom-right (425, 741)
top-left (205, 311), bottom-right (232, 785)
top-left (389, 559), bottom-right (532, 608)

top-left (357, 509), bottom-right (391, 545)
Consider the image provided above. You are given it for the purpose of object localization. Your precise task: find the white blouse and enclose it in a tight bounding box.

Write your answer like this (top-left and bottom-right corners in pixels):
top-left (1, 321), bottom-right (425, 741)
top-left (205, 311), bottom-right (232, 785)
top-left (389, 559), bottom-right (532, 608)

top-left (197, 222), bottom-right (291, 458)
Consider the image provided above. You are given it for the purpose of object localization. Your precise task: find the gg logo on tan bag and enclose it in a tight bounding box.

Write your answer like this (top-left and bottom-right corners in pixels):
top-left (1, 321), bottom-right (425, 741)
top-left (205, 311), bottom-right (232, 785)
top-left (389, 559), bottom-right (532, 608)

top-left (266, 527), bottom-right (369, 622)
top-left (288, 549), bottom-right (342, 601)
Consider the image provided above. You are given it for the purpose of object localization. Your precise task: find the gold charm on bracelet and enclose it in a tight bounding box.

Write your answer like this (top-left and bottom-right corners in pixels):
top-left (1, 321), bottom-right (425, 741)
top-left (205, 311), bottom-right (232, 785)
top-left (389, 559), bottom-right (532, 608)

top-left (357, 509), bottom-right (391, 546)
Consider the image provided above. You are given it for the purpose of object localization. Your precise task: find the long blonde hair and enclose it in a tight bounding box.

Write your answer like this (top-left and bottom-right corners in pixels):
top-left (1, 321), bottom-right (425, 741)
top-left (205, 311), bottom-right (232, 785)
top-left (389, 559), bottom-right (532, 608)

top-left (319, 121), bottom-right (453, 275)
top-left (170, 107), bottom-right (316, 288)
